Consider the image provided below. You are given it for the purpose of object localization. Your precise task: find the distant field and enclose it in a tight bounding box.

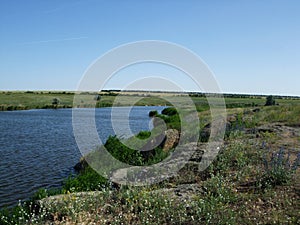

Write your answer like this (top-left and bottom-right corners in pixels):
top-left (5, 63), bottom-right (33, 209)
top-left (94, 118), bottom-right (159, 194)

top-left (0, 91), bottom-right (75, 110)
top-left (0, 91), bottom-right (299, 111)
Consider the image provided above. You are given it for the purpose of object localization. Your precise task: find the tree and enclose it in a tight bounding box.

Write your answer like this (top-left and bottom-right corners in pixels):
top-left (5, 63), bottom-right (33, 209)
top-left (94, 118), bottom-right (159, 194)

top-left (52, 98), bottom-right (60, 109)
top-left (94, 94), bottom-right (101, 101)
top-left (265, 95), bottom-right (276, 106)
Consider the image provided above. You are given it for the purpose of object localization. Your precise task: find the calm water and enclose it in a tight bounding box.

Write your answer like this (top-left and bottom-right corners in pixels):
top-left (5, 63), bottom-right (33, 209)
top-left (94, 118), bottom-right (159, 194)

top-left (0, 106), bottom-right (164, 208)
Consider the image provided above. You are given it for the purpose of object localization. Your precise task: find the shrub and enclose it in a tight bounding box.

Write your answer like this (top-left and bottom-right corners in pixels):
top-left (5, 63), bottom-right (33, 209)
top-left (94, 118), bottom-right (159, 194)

top-left (30, 188), bottom-right (62, 201)
top-left (209, 142), bottom-right (247, 175)
top-left (148, 110), bottom-right (158, 117)
top-left (260, 148), bottom-right (299, 188)
top-left (104, 136), bottom-right (143, 166)
top-left (63, 166), bottom-right (108, 192)
top-left (52, 98), bottom-right (60, 108)
top-left (156, 113), bottom-right (181, 130)
top-left (265, 95), bottom-right (276, 106)
top-left (161, 107), bottom-right (178, 116)
top-left (136, 131), bottom-right (151, 139)
top-left (94, 94), bottom-right (101, 101)
top-left (143, 147), bottom-right (169, 165)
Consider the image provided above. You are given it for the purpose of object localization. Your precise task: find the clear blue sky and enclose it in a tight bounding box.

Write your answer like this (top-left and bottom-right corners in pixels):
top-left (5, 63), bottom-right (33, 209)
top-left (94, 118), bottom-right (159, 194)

top-left (1, 0), bottom-right (300, 96)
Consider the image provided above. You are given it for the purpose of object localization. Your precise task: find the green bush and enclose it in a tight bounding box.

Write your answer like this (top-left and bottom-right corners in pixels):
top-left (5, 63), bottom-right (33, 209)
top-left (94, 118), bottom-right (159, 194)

top-left (63, 166), bottom-right (108, 192)
top-left (30, 188), bottom-right (62, 201)
top-left (144, 147), bottom-right (169, 165)
top-left (265, 95), bottom-right (276, 106)
top-left (156, 113), bottom-right (181, 130)
top-left (105, 136), bottom-right (143, 166)
top-left (161, 107), bottom-right (178, 116)
top-left (136, 131), bottom-right (151, 139)
top-left (260, 148), bottom-right (298, 188)
top-left (148, 110), bottom-right (158, 117)
top-left (208, 142), bottom-right (248, 175)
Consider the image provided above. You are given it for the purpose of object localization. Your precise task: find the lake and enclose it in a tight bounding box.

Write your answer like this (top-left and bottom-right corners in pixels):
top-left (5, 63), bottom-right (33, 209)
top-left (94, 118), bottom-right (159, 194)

top-left (0, 106), bottom-right (165, 208)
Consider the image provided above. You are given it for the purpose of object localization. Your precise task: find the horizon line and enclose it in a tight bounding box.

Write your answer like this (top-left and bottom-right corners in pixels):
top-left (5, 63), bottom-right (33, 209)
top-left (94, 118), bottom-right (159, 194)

top-left (1, 89), bottom-right (299, 98)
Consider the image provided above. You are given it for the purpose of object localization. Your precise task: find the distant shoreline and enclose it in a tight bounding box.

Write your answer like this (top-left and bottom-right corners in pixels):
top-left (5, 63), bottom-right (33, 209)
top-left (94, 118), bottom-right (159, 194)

top-left (1, 90), bottom-right (300, 98)
top-left (0, 90), bottom-right (300, 112)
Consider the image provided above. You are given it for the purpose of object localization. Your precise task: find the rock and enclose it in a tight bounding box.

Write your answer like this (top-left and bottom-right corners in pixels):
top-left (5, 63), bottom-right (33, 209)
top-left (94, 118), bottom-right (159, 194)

top-left (152, 117), bottom-right (165, 127)
top-left (253, 108), bottom-right (261, 113)
top-left (163, 129), bottom-right (180, 152)
top-left (151, 183), bottom-right (203, 203)
top-left (37, 191), bottom-right (103, 209)
top-left (140, 133), bottom-right (166, 160)
top-left (142, 133), bottom-right (165, 151)
top-left (225, 114), bottom-right (246, 135)
top-left (227, 115), bottom-right (237, 123)
top-left (257, 127), bottom-right (275, 133)
top-left (140, 129), bottom-right (180, 160)
top-left (200, 123), bottom-right (211, 142)
top-left (74, 157), bottom-right (87, 172)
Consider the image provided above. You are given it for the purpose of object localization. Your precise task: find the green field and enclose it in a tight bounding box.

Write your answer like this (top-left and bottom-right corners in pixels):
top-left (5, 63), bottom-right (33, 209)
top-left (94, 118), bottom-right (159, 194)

top-left (0, 91), bottom-right (299, 111)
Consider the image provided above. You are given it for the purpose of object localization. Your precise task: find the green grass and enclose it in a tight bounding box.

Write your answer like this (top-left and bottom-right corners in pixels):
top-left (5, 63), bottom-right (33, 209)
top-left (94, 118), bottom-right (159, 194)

top-left (253, 105), bottom-right (300, 126)
top-left (1, 91), bottom-right (300, 111)
top-left (0, 91), bottom-right (74, 110)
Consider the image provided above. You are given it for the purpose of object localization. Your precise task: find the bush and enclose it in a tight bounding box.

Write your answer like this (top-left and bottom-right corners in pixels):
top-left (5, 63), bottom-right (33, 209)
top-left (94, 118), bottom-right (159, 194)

top-left (148, 110), bottom-right (158, 117)
top-left (260, 148), bottom-right (299, 188)
top-left (265, 95), bottom-right (276, 106)
top-left (143, 147), bottom-right (169, 165)
top-left (161, 107), bottom-right (178, 116)
top-left (209, 142), bottom-right (247, 175)
top-left (63, 166), bottom-right (108, 192)
top-left (156, 113), bottom-right (181, 130)
top-left (104, 136), bottom-right (143, 166)
top-left (136, 131), bottom-right (151, 139)
top-left (30, 188), bottom-right (62, 201)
